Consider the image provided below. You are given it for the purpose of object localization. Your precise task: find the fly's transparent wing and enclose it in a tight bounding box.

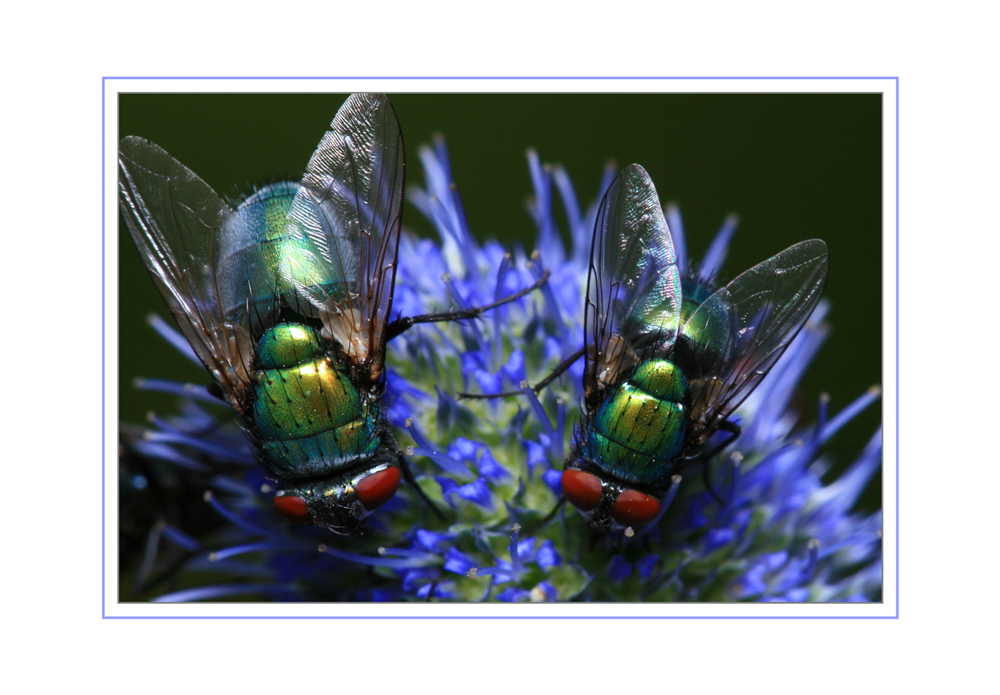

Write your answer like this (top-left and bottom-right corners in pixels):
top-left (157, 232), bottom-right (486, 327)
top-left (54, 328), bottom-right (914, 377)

top-left (584, 164), bottom-right (681, 402)
top-left (683, 239), bottom-right (829, 435)
top-left (119, 137), bottom-right (255, 406)
top-left (215, 181), bottom-right (305, 337)
top-left (283, 93), bottom-right (405, 373)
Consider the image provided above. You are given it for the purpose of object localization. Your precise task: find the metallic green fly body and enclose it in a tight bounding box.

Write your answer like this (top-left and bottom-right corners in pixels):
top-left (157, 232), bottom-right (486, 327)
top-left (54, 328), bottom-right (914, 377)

top-left (557, 164), bottom-right (829, 532)
top-left (120, 94), bottom-right (546, 534)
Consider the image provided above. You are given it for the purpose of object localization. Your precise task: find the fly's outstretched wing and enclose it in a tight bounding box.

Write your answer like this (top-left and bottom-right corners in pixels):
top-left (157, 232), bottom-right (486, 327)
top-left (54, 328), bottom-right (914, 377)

top-left (283, 93), bottom-right (405, 376)
top-left (119, 137), bottom-right (255, 408)
top-left (584, 164), bottom-right (681, 403)
top-left (683, 239), bottom-right (829, 436)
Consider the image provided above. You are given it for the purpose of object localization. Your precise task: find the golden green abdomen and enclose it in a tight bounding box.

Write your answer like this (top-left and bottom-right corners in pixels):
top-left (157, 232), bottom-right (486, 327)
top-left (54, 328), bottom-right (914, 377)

top-left (584, 359), bottom-right (687, 485)
top-left (252, 323), bottom-right (380, 478)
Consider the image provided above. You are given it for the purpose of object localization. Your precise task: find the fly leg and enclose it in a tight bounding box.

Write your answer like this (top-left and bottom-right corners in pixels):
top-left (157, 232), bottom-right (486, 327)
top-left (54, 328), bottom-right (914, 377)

top-left (701, 460), bottom-right (726, 508)
top-left (698, 420), bottom-right (742, 507)
top-left (206, 383), bottom-right (227, 402)
top-left (525, 496), bottom-right (567, 537)
top-left (384, 268), bottom-right (551, 342)
top-left (396, 453), bottom-right (449, 523)
top-left (458, 346), bottom-right (586, 399)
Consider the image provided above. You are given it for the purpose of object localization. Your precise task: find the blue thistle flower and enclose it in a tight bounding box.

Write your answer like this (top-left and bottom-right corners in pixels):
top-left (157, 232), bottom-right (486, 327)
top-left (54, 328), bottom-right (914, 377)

top-left (119, 138), bottom-right (881, 604)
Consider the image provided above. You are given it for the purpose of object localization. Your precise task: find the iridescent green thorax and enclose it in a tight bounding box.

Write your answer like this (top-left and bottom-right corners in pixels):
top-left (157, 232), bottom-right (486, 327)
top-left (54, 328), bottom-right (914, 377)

top-left (681, 276), bottom-right (716, 308)
top-left (584, 358), bottom-right (688, 486)
top-left (676, 282), bottom-right (729, 377)
top-left (678, 277), bottom-right (717, 341)
top-left (680, 297), bottom-right (702, 327)
top-left (239, 183), bottom-right (298, 241)
top-left (252, 323), bottom-right (380, 478)
top-left (221, 183), bottom-right (351, 325)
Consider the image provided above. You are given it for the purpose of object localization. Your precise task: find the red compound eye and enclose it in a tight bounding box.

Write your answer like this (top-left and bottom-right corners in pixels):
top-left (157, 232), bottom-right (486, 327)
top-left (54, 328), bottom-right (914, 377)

top-left (612, 489), bottom-right (661, 527)
top-left (355, 466), bottom-right (400, 511)
top-left (561, 469), bottom-right (604, 512)
top-left (273, 495), bottom-right (311, 525)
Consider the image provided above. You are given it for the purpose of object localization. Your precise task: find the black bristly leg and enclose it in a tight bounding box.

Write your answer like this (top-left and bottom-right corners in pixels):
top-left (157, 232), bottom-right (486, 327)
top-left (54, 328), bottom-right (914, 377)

top-left (458, 346), bottom-right (586, 400)
top-left (396, 453), bottom-right (448, 523)
top-left (701, 459), bottom-right (726, 507)
top-left (384, 267), bottom-right (551, 342)
top-left (703, 420), bottom-right (742, 460)
top-left (526, 496), bottom-right (567, 537)
top-left (206, 383), bottom-right (227, 402)
top-left (699, 420), bottom-right (742, 507)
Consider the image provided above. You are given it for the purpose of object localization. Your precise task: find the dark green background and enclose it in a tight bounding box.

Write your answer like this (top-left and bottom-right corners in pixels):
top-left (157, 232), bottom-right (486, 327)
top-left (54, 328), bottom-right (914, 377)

top-left (117, 92), bottom-right (882, 508)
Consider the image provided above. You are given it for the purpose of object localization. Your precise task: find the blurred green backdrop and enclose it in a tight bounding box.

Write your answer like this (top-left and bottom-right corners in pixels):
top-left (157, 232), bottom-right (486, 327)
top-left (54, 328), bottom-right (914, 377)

top-left (117, 92), bottom-right (882, 509)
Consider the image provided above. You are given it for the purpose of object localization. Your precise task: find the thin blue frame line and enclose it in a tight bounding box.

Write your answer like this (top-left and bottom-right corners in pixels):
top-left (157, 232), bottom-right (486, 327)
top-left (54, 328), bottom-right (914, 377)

top-left (104, 75), bottom-right (898, 81)
top-left (105, 76), bottom-right (894, 617)
top-left (102, 77), bottom-right (107, 619)
top-left (107, 615), bottom-right (899, 619)
top-left (104, 76), bottom-right (895, 619)
top-left (896, 77), bottom-right (899, 618)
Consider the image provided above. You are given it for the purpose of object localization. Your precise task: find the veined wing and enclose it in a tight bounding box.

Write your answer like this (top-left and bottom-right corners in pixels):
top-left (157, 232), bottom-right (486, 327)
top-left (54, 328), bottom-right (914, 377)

top-left (119, 137), bottom-right (255, 407)
top-left (684, 239), bottom-right (829, 435)
top-left (283, 93), bottom-right (405, 375)
top-left (584, 164), bottom-right (681, 402)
